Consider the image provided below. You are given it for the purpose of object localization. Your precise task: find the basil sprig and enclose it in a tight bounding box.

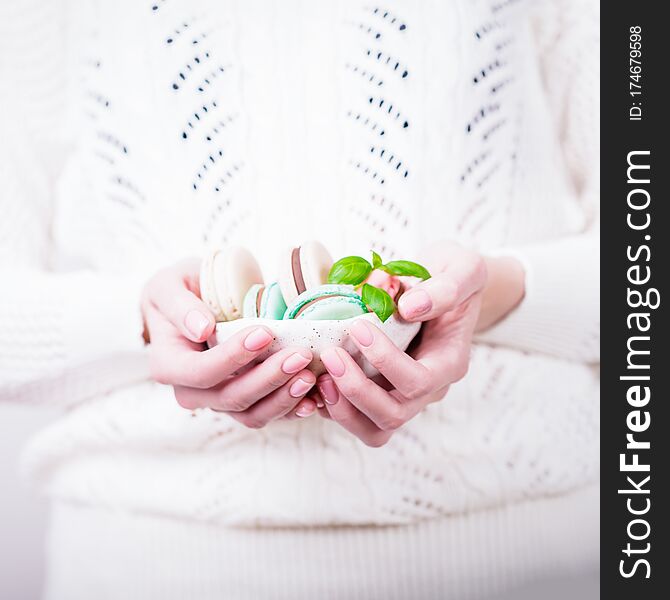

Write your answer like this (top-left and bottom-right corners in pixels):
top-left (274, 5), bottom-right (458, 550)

top-left (361, 284), bottom-right (395, 323)
top-left (328, 251), bottom-right (431, 322)
top-left (371, 251), bottom-right (383, 269)
top-left (327, 256), bottom-right (372, 286)
top-left (380, 260), bottom-right (431, 280)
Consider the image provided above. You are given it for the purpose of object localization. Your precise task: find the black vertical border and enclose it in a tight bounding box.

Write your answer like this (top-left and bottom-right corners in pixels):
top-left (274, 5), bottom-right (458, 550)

top-left (601, 3), bottom-right (669, 597)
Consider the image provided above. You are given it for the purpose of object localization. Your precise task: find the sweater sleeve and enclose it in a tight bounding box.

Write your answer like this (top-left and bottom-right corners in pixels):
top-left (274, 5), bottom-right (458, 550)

top-left (0, 124), bottom-right (150, 408)
top-left (475, 0), bottom-right (600, 363)
top-left (0, 1), bottom-right (149, 408)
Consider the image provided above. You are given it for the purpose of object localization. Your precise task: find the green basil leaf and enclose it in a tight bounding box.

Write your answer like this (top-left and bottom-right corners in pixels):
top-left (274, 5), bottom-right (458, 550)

top-left (361, 283), bottom-right (395, 322)
top-left (371, 251), bottom-right (383, 269)
top-left (382, 260), bottom-right (431, 280)
top-left (328, 256), bottom-right (373, 285)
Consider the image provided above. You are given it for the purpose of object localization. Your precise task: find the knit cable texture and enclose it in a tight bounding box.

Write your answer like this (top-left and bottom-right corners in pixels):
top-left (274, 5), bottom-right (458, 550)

top-left (1, 0), bottom-right (599, 526)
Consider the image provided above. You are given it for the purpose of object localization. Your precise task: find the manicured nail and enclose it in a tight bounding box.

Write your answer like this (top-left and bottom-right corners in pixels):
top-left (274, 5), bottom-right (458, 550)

top-left (282, 352), bottom-right (311, 374)
top-left (244, 328), bottom-right (273, 351)
top-left (399, 289), bottom-right (432, 318)
top-left (318, 376), bottom-right (339, 406)
top-left (350, 319), bottom-right (374, 347)
top-left (290, 378), bottom-right (313, 398)
top-left (320, 348), bottom-right (346, 377)
top-left (295, 402), bottom-right (315, 418)
top-left (185, 310), bottom-right (211, 340)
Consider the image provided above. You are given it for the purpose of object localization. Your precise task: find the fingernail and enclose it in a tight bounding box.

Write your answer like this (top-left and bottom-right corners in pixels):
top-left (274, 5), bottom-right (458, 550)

top-left (320, 348), bottom-right (346, 378)
top-left (282, 352), bottom-right (311, 374)
top-left (318, 376), bottom-right (339, 406)
top-left (290, 378), bottom-right (313, 398)
top-left (295, 402), bottom-right (315, 418)
top-left (185, 310), bottom-right (211, 340)
top-left (399, 289), bottom-right (432, 318)
top-left (350, 319), bottom-right (374, 347)
top-left (244, 328), bottom-right (273, 351)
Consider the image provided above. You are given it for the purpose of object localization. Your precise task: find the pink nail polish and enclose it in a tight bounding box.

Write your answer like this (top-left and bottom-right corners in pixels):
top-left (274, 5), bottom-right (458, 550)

top-left (290, 378), bottom-right (313, 398)
top-left (350, 320), bottom-right (374, 347)
top-left (184, 310), bottom-right (210, 340)
top-left (282, 352), bottom-right (311, 374)
top-left (399, 289), bottom-right (432, 317)
top-left (320, 348), bottom-right (346, 377)
top-left (295, 403), bottom-right (315, 418)
top-left (244, 328), bottom-right (273, 351)
top-left (318, 376), bottom-right (339, 406)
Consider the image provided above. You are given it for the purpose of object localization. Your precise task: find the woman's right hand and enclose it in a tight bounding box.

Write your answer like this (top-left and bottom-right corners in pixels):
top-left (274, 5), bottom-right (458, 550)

top-left (141, 259), bottom-right (318, 426)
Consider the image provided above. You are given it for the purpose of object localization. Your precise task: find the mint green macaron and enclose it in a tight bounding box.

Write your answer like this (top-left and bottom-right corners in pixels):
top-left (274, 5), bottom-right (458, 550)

top-left (283, 284), bottom-right (369, 320)
top-left (243, 282), bottom-right (288, 319)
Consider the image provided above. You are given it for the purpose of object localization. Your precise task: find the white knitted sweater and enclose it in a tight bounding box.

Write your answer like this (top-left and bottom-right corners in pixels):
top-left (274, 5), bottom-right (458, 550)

top-left (0, 0), bottom-right (599, 527)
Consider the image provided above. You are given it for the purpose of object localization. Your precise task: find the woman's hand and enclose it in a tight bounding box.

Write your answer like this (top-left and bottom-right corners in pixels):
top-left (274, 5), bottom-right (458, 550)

top-left (142, 259), bottom-right (318, 426)
top-left (315, 242), bottom-right (488, 447)
top-left (477, 255), bottom-right (526, 331)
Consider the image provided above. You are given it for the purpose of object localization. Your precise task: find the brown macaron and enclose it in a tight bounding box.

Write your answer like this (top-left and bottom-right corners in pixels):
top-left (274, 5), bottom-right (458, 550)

top-left (278, 241), bottom-right (333, 306)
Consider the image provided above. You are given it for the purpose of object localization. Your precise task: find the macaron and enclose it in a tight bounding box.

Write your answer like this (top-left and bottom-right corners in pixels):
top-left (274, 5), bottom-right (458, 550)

top-left (200, 246), bottom-right (264, 321)
top-left (243, 282), bottom-right (288, 319)
top-left (284, 284), bottom-right (369, 320)
top-left (278, 241), bottom-right (333, 306)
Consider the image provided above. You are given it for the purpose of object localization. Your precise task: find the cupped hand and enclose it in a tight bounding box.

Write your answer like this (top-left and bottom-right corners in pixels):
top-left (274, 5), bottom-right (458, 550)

top-left (316, 242), bottom-right (487, 447)
top-left (142, 258), bottom-right (318, 426)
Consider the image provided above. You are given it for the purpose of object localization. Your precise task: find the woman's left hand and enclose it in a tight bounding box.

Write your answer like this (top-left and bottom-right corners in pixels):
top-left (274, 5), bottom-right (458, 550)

top-left (315, 242), bottom-right (488, 447)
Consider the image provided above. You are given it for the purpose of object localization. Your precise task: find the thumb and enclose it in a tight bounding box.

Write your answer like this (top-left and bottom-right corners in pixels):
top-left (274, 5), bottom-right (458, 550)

top-left (397, 256), bottom-right (486, 322)
top-left (147, 266), bottom-right (216, 343)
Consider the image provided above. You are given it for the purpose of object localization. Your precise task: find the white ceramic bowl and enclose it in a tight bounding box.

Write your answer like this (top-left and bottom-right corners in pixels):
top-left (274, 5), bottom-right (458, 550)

top-left (207, 313), bottom-right (421, 377)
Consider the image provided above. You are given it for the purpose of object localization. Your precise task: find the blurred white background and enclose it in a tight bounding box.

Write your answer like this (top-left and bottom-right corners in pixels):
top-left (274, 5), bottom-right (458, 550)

top-left (0, 404), bottom-right (58, 600)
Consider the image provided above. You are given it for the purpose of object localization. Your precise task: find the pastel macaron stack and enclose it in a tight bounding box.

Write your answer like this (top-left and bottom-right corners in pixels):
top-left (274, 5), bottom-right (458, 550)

top-left (199, 241), bottom-right (421, 376)
top-left (200, 241), bottom-right (374, 323)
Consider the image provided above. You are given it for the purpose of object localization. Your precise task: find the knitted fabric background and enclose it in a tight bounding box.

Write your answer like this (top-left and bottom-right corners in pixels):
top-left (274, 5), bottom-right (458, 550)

top-left (0, 0), bottom-right (599, 527)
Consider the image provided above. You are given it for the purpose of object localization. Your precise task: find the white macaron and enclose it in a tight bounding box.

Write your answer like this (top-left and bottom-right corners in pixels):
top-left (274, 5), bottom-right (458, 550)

top-left (200, 246), bottom-right (264, 321)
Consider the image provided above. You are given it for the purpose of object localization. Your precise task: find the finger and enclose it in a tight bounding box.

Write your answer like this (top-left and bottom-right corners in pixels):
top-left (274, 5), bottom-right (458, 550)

top-left (312, 381), bottom-right (334, 418)
top-left (146, 264), bottom-right (216, 343)
top-left (413, 297), bottom-right (481, 384)
top-left (213, 348), bottom-right (312, 412)
top-left (233, 370), bottom-right (317, 427)
top-left (175, 373), bottom-right (315, 415)
top-left (317, 374), bottom-right (340, 406)
top-left (320, 348), bottom-right (411, 432)
top-left (397, 257), bottom-right (486, 322)
top-left (144, 303), bottom-right (198, 346)
top-left (314, 389), bottom-right (325, 409)
top-left (348, 319), bottom-right (436, 399)
top-left (324, 395), bottom-right (392, 448)
top-left (151, 325), bottom-right (274, 388)
top-left (316, 406), bottom-right (332, 420)
top-left (283, 396), bottom-right (320, 421)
